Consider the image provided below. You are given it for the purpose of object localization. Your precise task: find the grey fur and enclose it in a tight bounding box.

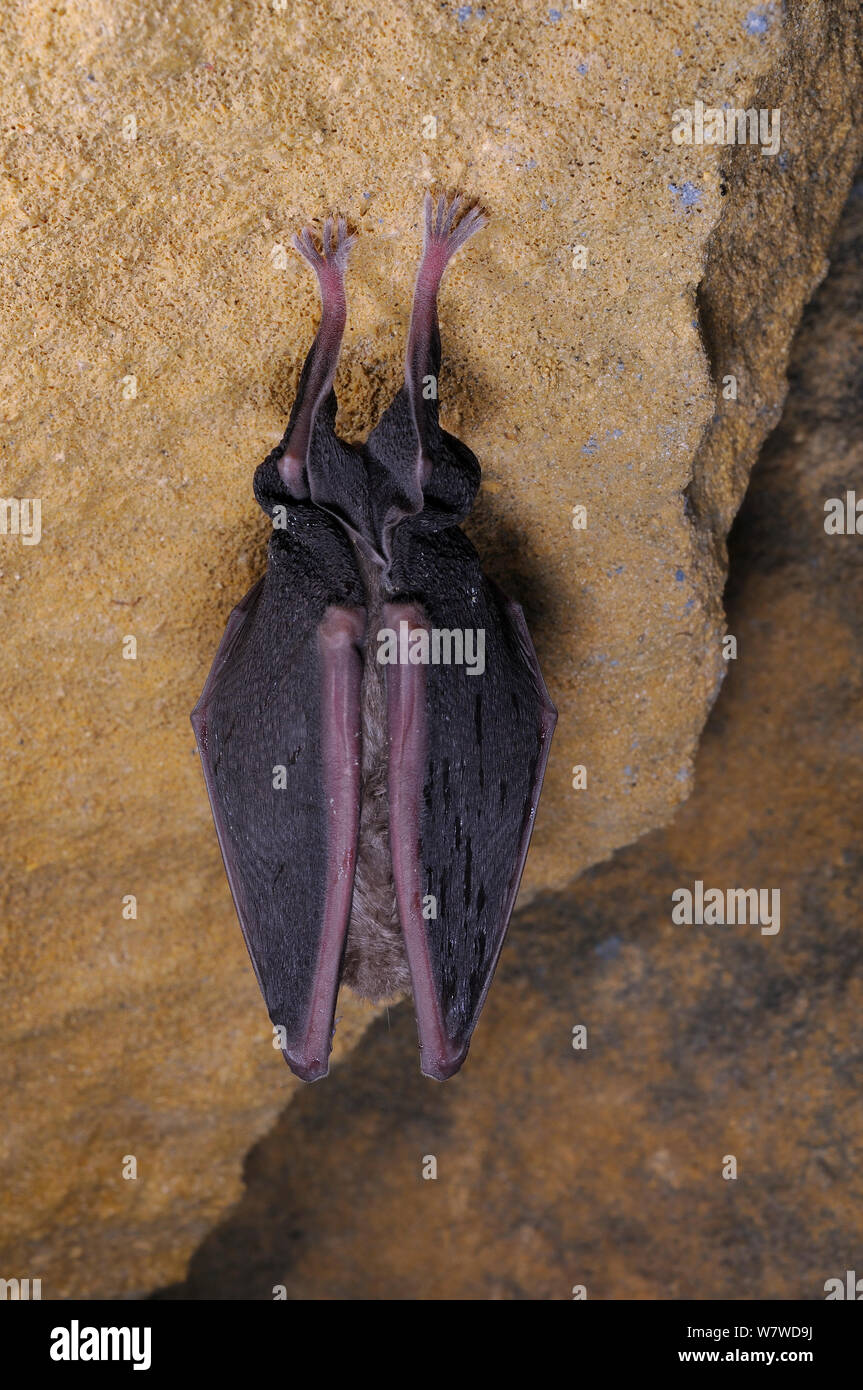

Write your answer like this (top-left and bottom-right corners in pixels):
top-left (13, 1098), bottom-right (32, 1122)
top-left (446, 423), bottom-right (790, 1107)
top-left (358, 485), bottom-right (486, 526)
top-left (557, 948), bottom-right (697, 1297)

top-left (341, 548), bottom-right (411, 1000)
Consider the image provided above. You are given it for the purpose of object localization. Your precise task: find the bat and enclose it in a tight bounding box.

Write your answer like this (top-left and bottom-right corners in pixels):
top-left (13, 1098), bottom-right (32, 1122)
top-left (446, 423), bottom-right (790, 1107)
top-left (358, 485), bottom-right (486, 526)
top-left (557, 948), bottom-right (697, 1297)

top-left (191, 192), bottom-right (557, 1081)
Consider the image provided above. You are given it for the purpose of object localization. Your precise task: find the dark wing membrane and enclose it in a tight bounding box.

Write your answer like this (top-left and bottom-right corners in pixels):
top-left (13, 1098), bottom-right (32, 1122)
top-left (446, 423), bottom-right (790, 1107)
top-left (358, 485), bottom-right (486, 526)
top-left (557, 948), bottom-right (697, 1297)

top-left (191, 527), bottom-right (365, 1081)
top-left (386, 527), bottom-right (556, 1078)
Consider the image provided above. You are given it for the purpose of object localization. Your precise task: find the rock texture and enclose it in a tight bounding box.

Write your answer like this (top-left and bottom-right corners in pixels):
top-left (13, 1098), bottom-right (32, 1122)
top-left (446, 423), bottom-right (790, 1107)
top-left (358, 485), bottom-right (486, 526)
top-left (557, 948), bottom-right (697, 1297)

top-left (0, 0), bottom-right (861, 1297)
top-left (160, 173), bottom-right (863, 1300)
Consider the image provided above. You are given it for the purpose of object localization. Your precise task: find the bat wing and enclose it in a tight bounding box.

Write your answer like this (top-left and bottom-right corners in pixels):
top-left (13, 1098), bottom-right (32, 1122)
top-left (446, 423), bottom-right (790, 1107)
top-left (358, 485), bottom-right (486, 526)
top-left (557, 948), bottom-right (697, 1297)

top-left (385, 528), bottom-right (556, 1079)
top-left (191, 528), bottom-right (365, 1081)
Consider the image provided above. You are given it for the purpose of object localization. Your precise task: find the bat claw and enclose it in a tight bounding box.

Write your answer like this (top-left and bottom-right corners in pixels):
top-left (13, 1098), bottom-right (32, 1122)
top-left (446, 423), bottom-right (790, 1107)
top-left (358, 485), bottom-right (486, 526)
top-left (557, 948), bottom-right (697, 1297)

top-left (292, 214), bottom-right (358, 278)
top-left (422, 189), bottom-right (487, 264)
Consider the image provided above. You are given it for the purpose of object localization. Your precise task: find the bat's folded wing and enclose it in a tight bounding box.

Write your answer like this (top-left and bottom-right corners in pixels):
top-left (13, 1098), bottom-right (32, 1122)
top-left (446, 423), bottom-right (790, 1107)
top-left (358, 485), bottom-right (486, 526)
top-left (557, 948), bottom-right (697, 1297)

top-left (385, 577), bottom-right (556, 1079)
top-left (191, 566), bottom-right (364, 1081)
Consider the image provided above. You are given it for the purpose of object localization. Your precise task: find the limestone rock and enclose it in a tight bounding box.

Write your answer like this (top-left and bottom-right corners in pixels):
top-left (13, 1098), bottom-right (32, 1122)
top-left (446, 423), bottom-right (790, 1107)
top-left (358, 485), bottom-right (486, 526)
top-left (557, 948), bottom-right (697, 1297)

top-left (161, 169), bottom-right (863, 1300)
top-left (0, 0), bottom-right (860, 1297)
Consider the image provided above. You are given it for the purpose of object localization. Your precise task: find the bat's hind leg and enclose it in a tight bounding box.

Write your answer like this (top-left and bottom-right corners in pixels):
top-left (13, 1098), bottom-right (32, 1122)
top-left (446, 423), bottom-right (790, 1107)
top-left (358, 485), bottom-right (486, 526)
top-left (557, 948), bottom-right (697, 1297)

top-left (277, 215), bottom-right (357, 496)
top-left (405, 192), bottom-right (487, 489)
top-left (419, 192), bottom-right (487, 281)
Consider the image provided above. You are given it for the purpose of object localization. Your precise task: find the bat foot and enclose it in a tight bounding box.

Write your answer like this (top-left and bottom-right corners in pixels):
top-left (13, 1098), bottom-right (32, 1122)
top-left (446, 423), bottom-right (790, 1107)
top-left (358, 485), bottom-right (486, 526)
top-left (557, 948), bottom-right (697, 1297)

top-left (292, 215), bottom-right (357, 281)
top-left (422, 190), bottom-right (487, 265)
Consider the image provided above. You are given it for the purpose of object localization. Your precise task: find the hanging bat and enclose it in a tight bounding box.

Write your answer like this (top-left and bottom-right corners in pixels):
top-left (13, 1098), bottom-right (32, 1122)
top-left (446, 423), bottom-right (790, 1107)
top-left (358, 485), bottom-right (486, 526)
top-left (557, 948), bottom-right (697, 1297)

top-left (191, 192), bottom-right (556, 1082)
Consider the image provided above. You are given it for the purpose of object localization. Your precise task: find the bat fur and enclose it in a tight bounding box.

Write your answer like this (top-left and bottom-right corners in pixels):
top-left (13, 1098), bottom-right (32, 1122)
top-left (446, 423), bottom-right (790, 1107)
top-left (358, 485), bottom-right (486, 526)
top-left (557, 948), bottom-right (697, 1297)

top-left (342, 548), bottom-right (412, 1000)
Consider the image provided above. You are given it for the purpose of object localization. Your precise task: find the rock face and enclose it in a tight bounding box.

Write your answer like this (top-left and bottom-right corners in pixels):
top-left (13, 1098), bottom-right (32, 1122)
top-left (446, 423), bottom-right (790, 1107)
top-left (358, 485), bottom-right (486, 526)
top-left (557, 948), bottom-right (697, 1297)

top-left (0, 0), bottom-right (861, 1297)
top-left (160, 171), bottom-right (863, 1301)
